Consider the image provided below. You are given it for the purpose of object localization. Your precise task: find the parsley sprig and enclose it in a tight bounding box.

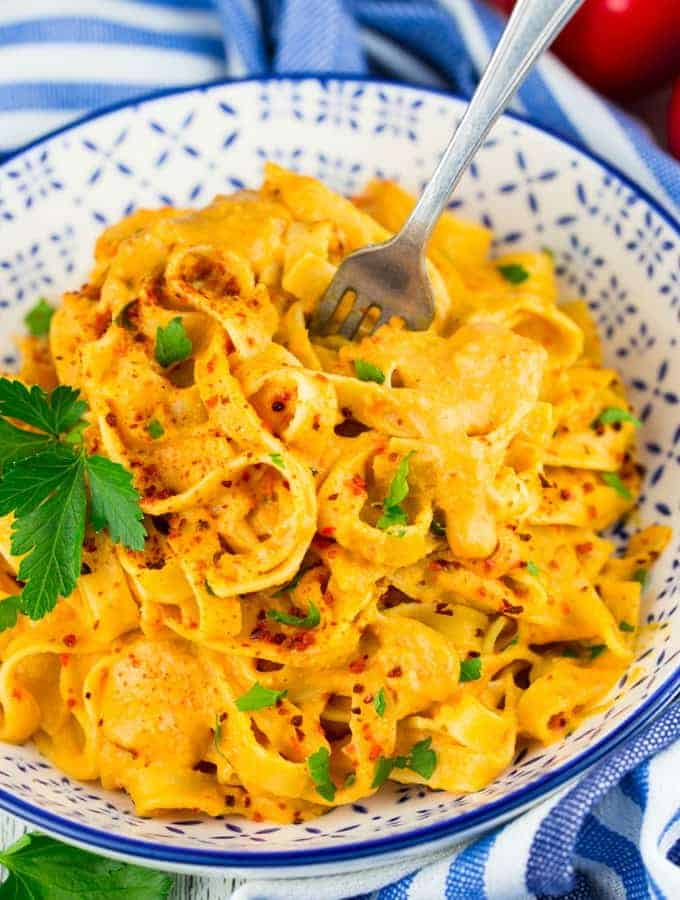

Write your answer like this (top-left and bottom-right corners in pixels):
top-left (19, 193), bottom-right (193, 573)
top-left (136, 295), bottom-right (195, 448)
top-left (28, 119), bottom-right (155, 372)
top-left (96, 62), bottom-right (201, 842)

top-left (0, 378), bottom-right (146, 629)
top-left (307, 746), bottom-right (336, 801)
top-left (377, 451), bottom-right (414, 532)
top-left (0, 832), bottom-right (172, 898)
top-left (235, 681), bottom-right (288, 712)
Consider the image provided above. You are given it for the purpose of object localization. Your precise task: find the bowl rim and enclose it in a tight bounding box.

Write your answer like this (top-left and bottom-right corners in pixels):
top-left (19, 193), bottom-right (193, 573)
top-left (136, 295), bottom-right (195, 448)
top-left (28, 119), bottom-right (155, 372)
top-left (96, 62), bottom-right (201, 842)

top-left (0, 73), bottom-right (678, 870)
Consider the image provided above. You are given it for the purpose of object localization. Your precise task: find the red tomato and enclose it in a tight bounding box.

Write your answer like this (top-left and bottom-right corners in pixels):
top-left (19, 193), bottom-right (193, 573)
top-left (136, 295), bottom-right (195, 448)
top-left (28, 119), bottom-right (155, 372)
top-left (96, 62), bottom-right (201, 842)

top-left (489, 0), bottom-right (680, 101)
top-left (668, 78), bottom-right (680, 161)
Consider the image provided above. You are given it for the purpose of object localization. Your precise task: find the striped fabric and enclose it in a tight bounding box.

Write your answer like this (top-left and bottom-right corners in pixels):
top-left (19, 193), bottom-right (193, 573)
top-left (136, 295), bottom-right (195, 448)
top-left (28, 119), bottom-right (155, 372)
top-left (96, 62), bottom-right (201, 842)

top-left (0, 0), bottom-right (678, 214)
top-left (1, 2), bottom-right (679, 897)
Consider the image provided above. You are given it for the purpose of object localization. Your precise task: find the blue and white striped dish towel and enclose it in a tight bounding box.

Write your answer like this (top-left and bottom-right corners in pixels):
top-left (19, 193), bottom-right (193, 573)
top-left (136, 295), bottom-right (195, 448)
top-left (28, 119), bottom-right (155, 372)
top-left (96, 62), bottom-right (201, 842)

top-left (1, 2), bottom-right (679, 898)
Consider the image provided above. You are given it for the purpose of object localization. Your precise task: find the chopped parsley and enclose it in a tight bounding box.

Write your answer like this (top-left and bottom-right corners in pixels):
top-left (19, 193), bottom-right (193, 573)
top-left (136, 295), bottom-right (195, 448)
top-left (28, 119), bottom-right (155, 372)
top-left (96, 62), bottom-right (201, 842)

top-left (235, 681), bottom-right (287, 712)
top-left (269, 453), bottom-right (285, 470)
top-left (497, 263), bottom-right (529, 284)
top-left (371, 737), bottom-right (437, 788)
top-left (24, 298), bottom-right (54, 337)
top-left (377, 451), bottom-right (414, 532)
top-left (354, 359), bottom-right (385, 385)
top-left (307, 746), bottom-right (335, 802)
top-left (601, 471), bottom-right (632, 500)
top-left (344, 772), bottom-right (357, 787)
top-left (146, 418), bottom-right (164, 439)
top-left (592, 406), bottom-right (641, 429)
top-left (588, 644), bottom-right (607, 660)
top-left (459, 657), bottom-right (482, 682)
top-left (213, 714), bottom-right (228, 761)
top-left (266, 601), bottom-right (320, 629)
top-left (374, 687), bottom-right (387, 717)
top-left (562, 646), bottom-right (579, 658)
top-left (633, 568), bottom-right (649, 589)
top-left (619, 620), bottom-right (635, 633)
top-left (155, 317), bottom-right (192, 367)
top-left (526, 560), bottom-right (540, 578)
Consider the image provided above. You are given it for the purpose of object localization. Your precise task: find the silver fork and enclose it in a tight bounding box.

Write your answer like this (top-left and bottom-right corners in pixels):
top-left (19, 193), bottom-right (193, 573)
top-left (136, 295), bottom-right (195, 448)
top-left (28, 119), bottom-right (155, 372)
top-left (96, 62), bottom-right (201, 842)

top-left (310, 0), bottom-right (584, 340)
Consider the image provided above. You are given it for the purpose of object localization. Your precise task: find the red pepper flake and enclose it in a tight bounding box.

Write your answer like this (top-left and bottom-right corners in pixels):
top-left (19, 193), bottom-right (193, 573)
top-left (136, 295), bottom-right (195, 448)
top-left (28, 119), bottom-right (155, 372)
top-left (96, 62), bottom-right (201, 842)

top-left (320, 526), bottom-right (336, 537)
top-left (369, 744), bottom-right (381, 761)
top-left (205, 395), bottom-right (219, 409)
top-left (348, 658), bottom-right (366, 674)
top-left (63, 633), bottom-right (77, 647)
top-left (11, 688), bottom-right (22, 700)
top-left (387, 666), bottom-right (402, 678)
top-left (59, 654), bottom-right (70, 667)
top-left (575, 542), bottom-right (593, 554)
top-left (559, 488), bottom-right (572, 501)
top-left (67, 698), bottom-right (77, 709)
top-left (105, 412), bottom-right (117, 428)
top-left (549, 713), bottom-right (567, 730)
top-left (501, 599), bottom-right (524, 615)
top-left (349, 474), bottom-right (367, 495)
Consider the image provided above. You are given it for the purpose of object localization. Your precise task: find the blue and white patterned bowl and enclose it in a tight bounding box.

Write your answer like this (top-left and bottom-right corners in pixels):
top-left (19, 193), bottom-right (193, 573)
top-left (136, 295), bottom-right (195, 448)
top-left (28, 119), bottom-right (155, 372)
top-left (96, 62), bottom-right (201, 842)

top-left (0, 77), bottom-right (678, 877)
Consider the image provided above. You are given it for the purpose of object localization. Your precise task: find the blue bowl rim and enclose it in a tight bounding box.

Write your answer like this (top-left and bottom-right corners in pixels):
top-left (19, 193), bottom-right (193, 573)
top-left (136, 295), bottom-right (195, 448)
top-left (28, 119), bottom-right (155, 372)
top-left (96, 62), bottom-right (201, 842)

top-left (0, 73), bottom-right (678, 870)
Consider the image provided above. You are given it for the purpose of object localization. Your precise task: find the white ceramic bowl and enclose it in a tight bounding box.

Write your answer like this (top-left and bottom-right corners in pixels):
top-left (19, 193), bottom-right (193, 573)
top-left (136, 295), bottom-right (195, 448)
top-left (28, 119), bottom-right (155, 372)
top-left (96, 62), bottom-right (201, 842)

top-left (0, 77), bottom-right (678, 877)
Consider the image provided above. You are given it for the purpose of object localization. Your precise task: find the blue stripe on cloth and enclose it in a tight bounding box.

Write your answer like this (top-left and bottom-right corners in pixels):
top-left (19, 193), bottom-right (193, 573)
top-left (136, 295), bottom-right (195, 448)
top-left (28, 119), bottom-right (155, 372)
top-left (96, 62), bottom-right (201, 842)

top-left (375, 868), bottom-right (418, 900)
top-left (444, 829), bottom-right (497, 898)
top-left (275, 0), bottom-right (364, 73)
top-left (214, 0), bottom-right (267, 73)
top-left (0, 19), bottom-right (224, 56)
top-left (137, 0), bottom-right (216, 7)
top-left (527, 707), bottom-right (680, 896)
top-left (0, 82), bottom-right (162, 111)
top-left (352, 1), bottom-right (477, 97)
top-left (575, 814), bottom-right (650, 899)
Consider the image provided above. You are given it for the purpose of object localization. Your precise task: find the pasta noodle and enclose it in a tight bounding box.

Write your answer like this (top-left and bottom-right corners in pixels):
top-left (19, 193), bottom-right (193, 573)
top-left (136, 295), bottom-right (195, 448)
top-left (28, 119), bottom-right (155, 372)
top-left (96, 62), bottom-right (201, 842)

top-left (0, 165), bottom-right (669, 823)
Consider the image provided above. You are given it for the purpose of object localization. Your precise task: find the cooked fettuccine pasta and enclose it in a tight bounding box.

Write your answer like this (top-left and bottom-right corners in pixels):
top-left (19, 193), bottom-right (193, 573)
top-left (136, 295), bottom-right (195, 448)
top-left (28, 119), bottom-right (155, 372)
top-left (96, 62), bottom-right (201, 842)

top-left (0, 165), bottom-right (669, 823)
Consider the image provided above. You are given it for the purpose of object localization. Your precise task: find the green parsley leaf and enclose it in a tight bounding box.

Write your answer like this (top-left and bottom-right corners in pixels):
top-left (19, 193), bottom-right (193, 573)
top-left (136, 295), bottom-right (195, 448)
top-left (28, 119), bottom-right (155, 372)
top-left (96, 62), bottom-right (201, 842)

top-left (344, 772), bottom-right (357, 787)
top-left (429, 518), bottom-right (447, 537)
top-left (147, 418), bottom-right (164, 439)
top-left (0, 832), bottom-right (173, 899)
top-left (114, 300), bottom-right (138, 331)
top-left (601, 471), bottom-right (632, 500)
top-left (592, 406), bottom-right (642, 429)
top-left (562, 646), bottom-right (579, 658)
top-left (155, 317), bottom-right (192, 367)
top-left (85, 455), bottom-right (146, 550)
top-left (235, 681), bottom-right (288, 712)
top-left (498, 263), bottom-right (529, 284)
top-left (371, 755), bottom-right (395, 789)
top-left (526, 560), bottom-right (540, 578)
top-left (0, 379), bottom-right (87, 438)
top-left (408, 737), bottom-right (437, 780)
top-left (0, 418), bottom-right (53, 472)
top-left (266, 601), bottom-right (320, 629)
top-left (213, 714), bottom-right (228, 761)
top-left (269, 453), bottom-right (285, 470)
top-left (588, 644), bottom-right (607, 660)
top-left (354, 359), bottom-right (385, 385)
top-left (459, 657), bottom-right (482, 682)
top-left (507, 634), bottom-right (519, 647)
top-left (633, 568), bottom-right (649, 589)
top-left (24, 299), bottom-right (55, 337)
top-left (0, 596), bottom-right (22, 631)
top-left (307, 747), bottom-right (336, 802)
top-left (377, 451), bottom-right (414, 532)
top-left (0, 444), bottom-right (81, 518)
top-left (10, 450), bottom-right (86, 622)
top-left (619, 620), bottom-right (635, 633)
top-left (374, 687), bottom-right (387, 717)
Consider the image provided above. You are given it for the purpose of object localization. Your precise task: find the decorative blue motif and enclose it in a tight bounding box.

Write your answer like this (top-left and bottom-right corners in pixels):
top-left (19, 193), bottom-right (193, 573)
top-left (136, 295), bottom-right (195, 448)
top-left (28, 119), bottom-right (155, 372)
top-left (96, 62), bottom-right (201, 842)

top-left (0, 76), bottom-right (677, 872)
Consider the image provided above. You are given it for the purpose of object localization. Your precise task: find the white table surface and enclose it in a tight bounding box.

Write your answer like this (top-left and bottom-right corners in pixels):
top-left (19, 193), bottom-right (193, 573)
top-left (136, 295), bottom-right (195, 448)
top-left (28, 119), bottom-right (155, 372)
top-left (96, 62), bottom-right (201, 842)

top-left (0, 811), bottom-right (243, 898)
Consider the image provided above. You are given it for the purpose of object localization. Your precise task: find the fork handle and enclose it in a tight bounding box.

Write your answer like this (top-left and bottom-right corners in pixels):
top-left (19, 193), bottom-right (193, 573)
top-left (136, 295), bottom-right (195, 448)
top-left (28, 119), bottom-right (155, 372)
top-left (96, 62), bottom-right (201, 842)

top-left (398, 0), bottom-right (584, 250)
